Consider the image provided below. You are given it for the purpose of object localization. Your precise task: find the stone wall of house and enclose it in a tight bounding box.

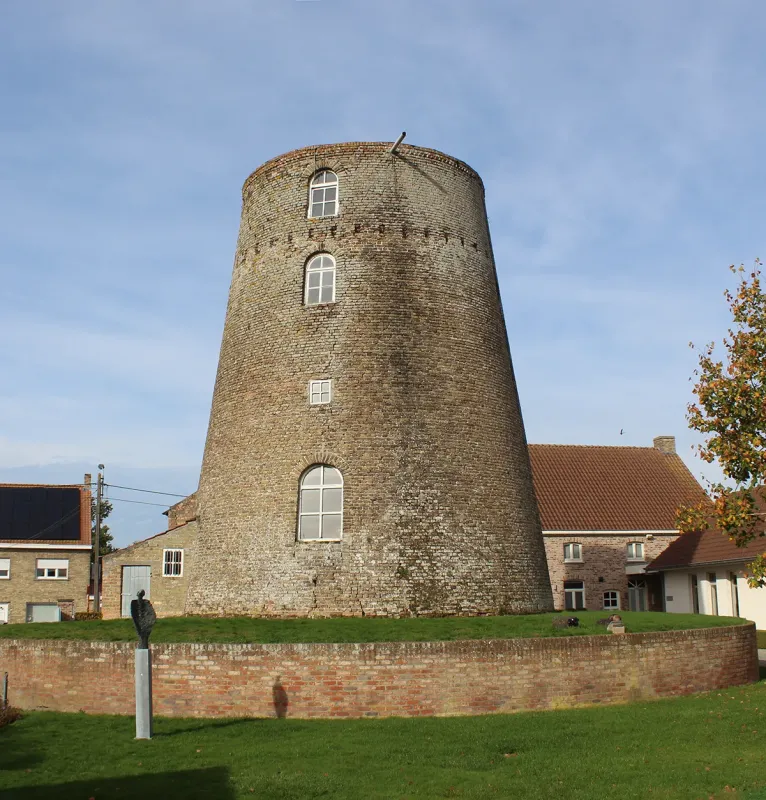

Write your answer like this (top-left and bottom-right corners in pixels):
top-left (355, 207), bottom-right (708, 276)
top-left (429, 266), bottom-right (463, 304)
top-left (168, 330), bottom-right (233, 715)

top-left (0, 549), bottom-right (91, 624)
top-left (543, 533), bottom-right (678, 611)
top-left (0, 624), bottom-right (757, 718)
top-left (166, 493), bottom-right (198, 530)
top-left (101, 522), bottom-right (198, 620)
top-left (187, 141), bottom-right (553, 618)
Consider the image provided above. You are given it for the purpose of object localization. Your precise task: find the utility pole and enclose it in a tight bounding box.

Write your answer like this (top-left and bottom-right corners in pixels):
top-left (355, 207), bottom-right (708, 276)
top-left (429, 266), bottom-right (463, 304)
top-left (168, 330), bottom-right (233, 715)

top-left (93, 464), bottom-right (104, 615)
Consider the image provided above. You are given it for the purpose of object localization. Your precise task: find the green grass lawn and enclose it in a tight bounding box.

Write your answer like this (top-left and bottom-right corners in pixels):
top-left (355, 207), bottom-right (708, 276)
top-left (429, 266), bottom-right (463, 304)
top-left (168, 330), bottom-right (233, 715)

top-left (0, 611), bottom-right (747, 644)
top-left (758, 630), bottom-right (766, 649)
top-left (2, 681), bottom-right (766, 799)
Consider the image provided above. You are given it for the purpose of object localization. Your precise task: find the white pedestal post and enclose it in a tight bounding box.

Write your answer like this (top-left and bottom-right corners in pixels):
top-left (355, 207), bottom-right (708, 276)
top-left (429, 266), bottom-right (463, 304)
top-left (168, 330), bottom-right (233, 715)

top-left (135, 648), bottom-right (153, 739)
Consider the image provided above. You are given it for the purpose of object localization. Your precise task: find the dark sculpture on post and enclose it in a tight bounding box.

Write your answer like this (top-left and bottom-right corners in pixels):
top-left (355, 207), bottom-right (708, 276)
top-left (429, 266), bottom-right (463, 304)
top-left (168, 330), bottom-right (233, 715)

top-left (130, 589), bottom-right (156, 649)
top-left (130, 589), bottom-right (156, 739)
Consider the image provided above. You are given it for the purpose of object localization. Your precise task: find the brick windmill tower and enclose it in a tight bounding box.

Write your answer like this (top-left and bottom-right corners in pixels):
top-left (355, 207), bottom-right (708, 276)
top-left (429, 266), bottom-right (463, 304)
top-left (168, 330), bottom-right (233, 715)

top-left (185, 138), bottom-right (553, 617)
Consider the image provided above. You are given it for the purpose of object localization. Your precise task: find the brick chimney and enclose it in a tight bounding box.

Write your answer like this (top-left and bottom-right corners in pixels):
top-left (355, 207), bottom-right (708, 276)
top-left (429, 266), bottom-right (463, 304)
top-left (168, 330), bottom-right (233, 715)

top-left (653, 436), bottom-right (676, 454)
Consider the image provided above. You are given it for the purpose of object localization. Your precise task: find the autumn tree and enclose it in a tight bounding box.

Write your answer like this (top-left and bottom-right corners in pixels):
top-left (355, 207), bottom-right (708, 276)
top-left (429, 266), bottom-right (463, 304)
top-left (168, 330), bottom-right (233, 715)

top-left (676, 260), bottom-right (766, 587)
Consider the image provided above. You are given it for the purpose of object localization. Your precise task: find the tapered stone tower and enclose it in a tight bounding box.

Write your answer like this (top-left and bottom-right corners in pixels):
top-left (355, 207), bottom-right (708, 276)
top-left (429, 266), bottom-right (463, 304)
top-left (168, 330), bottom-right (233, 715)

top-left (185, 141), bottom-right (553, 617)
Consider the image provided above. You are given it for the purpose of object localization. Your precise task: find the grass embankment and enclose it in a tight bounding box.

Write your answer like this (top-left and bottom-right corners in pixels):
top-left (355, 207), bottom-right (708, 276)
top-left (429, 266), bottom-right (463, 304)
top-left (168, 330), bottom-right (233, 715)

top-left (0, 611), bottom-right (746, 644)
top-left (2, 682), bottom-right (766, 799)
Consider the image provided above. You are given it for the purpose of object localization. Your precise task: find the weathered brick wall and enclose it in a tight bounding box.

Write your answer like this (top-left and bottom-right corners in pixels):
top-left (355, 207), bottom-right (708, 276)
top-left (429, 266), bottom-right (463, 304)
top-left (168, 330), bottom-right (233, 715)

top-left (0, 625), bottom-right (757, 718)
top-left (166, 493), bottom-right (198, 530)
top-left (101, 522), bottom-right (198, 620)
top-left (544, 534), bottom-right (678, 611)
top-left (0, 550), bottom-right (91, 624)
top-left (188, 140), bottom-right (553, 618)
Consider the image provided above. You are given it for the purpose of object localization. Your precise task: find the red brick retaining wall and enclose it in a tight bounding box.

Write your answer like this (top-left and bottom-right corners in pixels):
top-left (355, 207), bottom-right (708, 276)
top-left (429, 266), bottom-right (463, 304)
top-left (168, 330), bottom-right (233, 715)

top-left (0, 625), bottom-right (758, 718)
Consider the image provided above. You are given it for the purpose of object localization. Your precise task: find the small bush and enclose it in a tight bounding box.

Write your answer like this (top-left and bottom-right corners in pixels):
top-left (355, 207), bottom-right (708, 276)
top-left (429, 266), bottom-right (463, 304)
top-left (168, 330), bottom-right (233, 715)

top-left (0, 705), bottom-right (22, 728)
top-left (73, 612), bottom-right (103, 621)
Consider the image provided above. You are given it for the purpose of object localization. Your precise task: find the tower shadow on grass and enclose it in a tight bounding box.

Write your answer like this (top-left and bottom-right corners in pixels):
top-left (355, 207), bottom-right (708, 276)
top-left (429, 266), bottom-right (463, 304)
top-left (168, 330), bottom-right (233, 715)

top-left (1, 766), bottom-right (234, 800)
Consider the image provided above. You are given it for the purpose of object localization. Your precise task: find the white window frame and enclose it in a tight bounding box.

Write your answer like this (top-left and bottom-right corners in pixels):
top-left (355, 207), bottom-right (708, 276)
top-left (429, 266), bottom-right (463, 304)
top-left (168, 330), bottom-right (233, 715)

top-left (308, 170), bottom-right (339, 219)
top-left (304, 253), bottom-right (336, 306)
top-left (298, 465), bottom-right (344, 541)
top-left (162, 549), bottom-right (184, 578)
top-left (0, 558), bottom-right (9, 579)
top-left (563, 542), bottom-right (583, 563)
top-left (35, 558), bottom-right (69, 580)
top-left (309, 379), bottom-right (332, 405)
top-left (564, 580), bottom-right (585, 610)
top-left (626, 541), bottom-right (644, 561)
top-left (602, 591), bottom-right (620, 610)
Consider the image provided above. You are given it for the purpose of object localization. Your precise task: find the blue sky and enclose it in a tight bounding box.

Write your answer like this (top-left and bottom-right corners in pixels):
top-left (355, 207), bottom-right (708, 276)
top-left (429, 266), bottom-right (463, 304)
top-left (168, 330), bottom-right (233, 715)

top-left (2, 1), bottom-right (765, 547)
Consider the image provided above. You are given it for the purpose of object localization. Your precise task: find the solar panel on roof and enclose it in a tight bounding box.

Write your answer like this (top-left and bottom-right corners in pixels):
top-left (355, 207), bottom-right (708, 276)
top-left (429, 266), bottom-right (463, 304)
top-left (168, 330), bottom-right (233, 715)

top-left (0, 487), bottom-right (82, 541)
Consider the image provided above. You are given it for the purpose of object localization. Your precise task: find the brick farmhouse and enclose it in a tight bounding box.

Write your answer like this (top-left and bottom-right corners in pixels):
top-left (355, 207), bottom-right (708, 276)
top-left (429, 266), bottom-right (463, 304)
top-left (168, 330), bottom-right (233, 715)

top-left (0, 482), bottom-right (92, 624)
top-left (531, 435), bottom-right (708, 613)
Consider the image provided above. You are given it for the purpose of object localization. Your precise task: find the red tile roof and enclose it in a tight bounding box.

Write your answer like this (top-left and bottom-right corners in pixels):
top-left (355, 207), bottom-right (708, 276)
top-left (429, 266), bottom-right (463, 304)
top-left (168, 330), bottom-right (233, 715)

top-left (647, 489), bottom-right (766, 570)
top-left (528, 444), bottom-right (708, 532)
top-left (646, 528), bottom-right (766, 571)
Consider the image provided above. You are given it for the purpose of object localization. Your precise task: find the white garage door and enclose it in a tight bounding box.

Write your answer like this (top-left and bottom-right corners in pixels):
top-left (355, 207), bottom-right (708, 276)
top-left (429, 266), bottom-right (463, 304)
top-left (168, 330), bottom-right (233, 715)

top-left (121, 565), bottom-right (151, 617)
top-left (27, 604), bottom-right (61, 623)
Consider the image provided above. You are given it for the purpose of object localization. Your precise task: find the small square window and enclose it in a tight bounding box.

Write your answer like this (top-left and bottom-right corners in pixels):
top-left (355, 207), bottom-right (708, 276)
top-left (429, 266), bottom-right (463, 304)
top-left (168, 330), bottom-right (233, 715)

top-left (563, 542), bottom-right (582, 562)
top-left (163, 549), bottom-right (183, 577)
top-left (309, 380), bottom-right (332, 405)
top-left (626, 542), bottom-right (644, 561)
top-left (603, 591), bottom-right (620, 610)
top-left (0, 559), bottom-right (9, 579)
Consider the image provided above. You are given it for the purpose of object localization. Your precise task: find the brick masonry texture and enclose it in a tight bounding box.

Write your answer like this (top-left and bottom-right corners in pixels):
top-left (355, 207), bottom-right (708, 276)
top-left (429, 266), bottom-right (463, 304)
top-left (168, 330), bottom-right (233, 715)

top-left (166, 493), bottom-right (198, 530)
top-left (101, 522), bottom-right (198, 619)
top-left (0, 550), bottom-right (90, 624)
top-left (186, 141), bottom-right (553, 618)
top-left (544, 534), bottom-right (678, 611)
top-left (0, 625), bottom-right (757, 718)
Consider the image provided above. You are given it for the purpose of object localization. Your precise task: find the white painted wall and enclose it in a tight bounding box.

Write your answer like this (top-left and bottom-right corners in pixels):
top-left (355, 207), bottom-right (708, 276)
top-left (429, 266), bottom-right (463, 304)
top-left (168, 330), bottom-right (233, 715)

top-left (662, 564), bottom-right (766, 629)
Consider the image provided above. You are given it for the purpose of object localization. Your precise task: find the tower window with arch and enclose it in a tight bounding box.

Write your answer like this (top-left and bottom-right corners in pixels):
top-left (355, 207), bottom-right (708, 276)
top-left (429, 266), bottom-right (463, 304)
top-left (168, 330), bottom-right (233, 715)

top-left (308, 170), bottom-right (339, 218)
top-left (304, 254), bottom-right (336, 305)
top-left (298, 465), bottom-right (344, 540)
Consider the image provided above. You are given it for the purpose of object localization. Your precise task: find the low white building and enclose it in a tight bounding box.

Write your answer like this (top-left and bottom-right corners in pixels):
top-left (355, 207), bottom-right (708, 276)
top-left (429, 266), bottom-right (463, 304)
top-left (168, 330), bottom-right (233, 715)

top-left (647, 528), bottom-right (766, 629)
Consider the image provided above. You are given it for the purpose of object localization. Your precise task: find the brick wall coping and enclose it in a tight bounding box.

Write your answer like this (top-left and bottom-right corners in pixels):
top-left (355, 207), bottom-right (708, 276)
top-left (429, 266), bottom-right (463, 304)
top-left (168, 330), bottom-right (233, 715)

top-left (0, 622), bottom-right (753, 656)
top-left (243, 142), bottom-right (483, 195)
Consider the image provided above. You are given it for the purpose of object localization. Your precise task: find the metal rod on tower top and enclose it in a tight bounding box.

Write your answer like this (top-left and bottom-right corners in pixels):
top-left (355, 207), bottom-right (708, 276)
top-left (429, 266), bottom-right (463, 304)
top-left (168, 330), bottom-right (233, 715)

top-left (389, 132), bottom-right (406, 154)
top-left (93, 465), bottom-right (104, 614)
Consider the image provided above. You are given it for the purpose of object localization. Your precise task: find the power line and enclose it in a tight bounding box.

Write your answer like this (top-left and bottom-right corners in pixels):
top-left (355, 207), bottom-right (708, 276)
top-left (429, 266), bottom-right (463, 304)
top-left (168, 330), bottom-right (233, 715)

top-left (103, 483), bottom-right (188, 498)
top-left (25, 506), bottom-right (82, 540)
top-left (109, 496), bottom-right (173, 508)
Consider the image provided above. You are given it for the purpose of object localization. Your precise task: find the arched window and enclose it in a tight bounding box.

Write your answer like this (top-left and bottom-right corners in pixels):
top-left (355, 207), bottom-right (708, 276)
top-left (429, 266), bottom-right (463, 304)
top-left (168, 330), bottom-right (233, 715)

top-left (304, 254), bottom-right (336, 305)
top-left (298, 465), bottom-right (343, 540)
top-left (308, 170), bottom-right (339, 218)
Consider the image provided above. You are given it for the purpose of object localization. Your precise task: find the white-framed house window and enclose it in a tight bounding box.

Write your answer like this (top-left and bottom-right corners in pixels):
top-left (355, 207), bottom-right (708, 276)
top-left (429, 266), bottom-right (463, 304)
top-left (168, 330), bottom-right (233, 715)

top-left (626, 541), bottom-right (644, 561)
top-left (308, 170), bottom-right (339, 218)
top-left (563, 542), bottom-right (582, 562)
top-left (35, 559), bottom-right (69, 580)
top-left (309, 380), bottom-right (332, 405)
top-left (564, 580), bottom-right (585, 610)
top-left (298, 464), bottom-right (343, 541)
top-left (304, 253), bottom-right (336, 306)
top-left (603, 591), bottom-right (620, 610)
top-left (0, 559), bottom-right (9, 579)
top-left (162, 549), bottom-right (184, 577)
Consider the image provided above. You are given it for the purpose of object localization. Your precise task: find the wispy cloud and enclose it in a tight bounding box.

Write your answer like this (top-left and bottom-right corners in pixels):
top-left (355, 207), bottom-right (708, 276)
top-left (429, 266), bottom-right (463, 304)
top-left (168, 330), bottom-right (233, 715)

top-left (2, 0), bottom-right (766, 544)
